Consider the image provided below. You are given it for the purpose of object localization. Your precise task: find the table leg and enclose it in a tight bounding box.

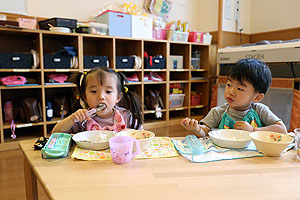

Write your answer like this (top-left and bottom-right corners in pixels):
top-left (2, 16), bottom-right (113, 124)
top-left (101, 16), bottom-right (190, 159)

top-left (24, 157), bottom-right (38, 200)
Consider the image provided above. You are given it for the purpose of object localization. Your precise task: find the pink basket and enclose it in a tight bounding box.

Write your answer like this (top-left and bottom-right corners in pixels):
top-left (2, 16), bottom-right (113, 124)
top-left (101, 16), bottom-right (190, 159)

top-left (188, 32), bottom-right (203, 43)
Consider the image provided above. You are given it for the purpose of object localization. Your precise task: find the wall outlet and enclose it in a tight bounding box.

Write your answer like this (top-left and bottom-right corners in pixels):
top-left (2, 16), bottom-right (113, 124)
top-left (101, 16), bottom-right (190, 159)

top-left (234, 0), bottom-right (240, 22)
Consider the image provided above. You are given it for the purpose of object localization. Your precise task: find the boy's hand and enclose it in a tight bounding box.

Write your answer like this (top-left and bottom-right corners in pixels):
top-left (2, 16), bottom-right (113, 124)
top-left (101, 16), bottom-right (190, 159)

top-left (181, 117), bottom-right (201, 132)
top-left (234, 121), bottom-right (254, 132)
top-left (71, 109), bottom-right (89, 122)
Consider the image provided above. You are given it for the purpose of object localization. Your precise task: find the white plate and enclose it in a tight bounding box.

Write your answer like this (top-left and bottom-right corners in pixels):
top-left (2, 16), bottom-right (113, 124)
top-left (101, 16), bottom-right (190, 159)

top-left (208, 129), bottom-right (251, 149)
top-left (72, 130), bottom-right (115, 150)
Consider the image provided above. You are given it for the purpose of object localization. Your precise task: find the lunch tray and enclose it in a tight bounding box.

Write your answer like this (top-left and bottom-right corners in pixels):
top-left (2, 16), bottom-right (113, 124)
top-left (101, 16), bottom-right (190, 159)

top-left (41, 133), bottom-right (72, 159)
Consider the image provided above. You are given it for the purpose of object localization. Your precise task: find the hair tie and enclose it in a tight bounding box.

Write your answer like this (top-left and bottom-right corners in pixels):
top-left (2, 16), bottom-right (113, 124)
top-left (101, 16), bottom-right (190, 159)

top-left (79, 72), bottom-right (87, 86)
top-left (124, 86), bottom-right (128, 93)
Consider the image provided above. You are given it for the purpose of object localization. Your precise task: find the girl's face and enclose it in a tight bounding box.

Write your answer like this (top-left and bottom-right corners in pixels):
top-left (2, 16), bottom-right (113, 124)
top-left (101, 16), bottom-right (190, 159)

top-left (224, 78), bottom-right (263, 111)
top-left (84, 72), bottom-right (121, 118)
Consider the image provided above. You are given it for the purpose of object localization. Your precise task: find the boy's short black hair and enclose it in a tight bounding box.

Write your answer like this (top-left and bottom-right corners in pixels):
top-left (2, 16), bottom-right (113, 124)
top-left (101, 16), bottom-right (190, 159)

top-left (227, 59), bottom-right (272, 94)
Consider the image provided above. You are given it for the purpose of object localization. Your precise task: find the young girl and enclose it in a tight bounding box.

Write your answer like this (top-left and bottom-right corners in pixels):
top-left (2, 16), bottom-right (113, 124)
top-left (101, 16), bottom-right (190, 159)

top-left (51, 67), bottom-right (143, 133)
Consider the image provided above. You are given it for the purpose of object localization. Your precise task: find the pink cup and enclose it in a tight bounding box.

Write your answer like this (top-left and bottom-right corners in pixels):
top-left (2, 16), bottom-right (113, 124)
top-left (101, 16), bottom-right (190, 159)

top-left (109, 136), bottom-right (140, 164)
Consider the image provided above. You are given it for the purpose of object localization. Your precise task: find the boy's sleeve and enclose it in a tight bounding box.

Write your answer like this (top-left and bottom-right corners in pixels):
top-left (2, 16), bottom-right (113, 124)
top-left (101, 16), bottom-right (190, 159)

top-left (255, 103), bottom-right (282, 126)
top-left (200, 107), bottom-right (223, 129)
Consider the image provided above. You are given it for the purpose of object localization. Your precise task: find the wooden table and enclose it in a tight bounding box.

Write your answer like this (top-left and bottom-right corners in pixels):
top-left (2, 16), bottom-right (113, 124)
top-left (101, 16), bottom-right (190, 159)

top-left (20, 139), bottom-right (300, 200)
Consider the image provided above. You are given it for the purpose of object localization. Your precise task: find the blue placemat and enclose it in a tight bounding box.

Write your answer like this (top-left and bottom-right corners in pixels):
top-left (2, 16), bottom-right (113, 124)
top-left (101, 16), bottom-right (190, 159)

top-left (172, 138), bottom-right (264, 163)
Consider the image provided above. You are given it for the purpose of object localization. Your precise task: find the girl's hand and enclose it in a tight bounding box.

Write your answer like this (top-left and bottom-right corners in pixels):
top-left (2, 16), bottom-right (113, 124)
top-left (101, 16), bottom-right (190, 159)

top-left (233, 121), bottom-right (254, 132)
top-left (71, 109), bottom-right (88, 122)
top-left (181, 117), bottom-right (201, 132)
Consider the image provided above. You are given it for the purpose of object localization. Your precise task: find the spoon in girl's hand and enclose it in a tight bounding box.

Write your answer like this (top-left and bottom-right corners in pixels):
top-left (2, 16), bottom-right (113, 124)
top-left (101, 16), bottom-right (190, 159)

top-left (73, 103), bottom-right (106, 123)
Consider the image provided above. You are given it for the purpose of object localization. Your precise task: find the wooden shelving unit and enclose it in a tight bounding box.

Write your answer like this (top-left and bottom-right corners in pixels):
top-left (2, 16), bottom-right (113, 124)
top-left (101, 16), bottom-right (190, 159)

top-left (0, 27), bottom-right (210, 151)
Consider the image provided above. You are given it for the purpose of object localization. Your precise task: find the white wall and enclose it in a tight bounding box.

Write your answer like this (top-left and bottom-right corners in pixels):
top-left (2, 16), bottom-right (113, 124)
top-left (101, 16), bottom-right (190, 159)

top-left (25, 0), bottom-right (218, 32)
top-left (222, 0), bottom-right (251, 34)
top-left (250, 0), bottom-right (300, 34)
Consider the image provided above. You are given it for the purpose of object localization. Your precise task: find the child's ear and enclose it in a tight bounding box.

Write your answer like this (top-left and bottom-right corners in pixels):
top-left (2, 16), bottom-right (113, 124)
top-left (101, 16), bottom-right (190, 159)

top-left (116, 94), bottom-right (122, 104)
top-left (253, 93), bottom-right (264, 103)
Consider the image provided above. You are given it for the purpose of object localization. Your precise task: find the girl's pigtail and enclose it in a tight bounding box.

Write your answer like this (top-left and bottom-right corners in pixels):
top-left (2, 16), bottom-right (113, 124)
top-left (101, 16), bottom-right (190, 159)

top-left (116, 71), bottom-right (143, 129)
top-left (68, 71), bottom-right (87, 111)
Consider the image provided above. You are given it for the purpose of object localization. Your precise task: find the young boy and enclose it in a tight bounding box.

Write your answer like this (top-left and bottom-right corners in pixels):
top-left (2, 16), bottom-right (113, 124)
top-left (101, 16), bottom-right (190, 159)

top-left (181, 58), bottom-right (287, 137)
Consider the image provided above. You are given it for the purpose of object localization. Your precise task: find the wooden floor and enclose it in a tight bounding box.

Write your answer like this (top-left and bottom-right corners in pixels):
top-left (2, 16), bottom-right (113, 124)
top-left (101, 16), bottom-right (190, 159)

top-left (0, 125), bottom-right (187, 200)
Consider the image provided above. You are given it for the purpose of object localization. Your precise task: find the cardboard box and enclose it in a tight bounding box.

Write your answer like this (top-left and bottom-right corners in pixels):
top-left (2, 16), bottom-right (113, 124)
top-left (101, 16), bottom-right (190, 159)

top-left (169, 55), bottom-right (183, 69)
top-left (96, 11), bottom-right (131, 37)
top-left (131, 15), bottom-right (152, 39)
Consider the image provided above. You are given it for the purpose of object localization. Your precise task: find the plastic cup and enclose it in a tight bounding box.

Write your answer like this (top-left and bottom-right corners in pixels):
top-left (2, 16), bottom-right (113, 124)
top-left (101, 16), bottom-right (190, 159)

top-left (109, 136), bottom-right (140, 164)
top-left (294, 128), bottom-right (300, 160)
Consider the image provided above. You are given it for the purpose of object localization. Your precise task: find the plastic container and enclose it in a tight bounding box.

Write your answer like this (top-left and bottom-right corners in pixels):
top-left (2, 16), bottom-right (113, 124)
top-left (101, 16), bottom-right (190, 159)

top-left (188, 31), bottom-right (203, 43)
top-left (46, 102), bottom-right (53, 121)
top-left (169, 94), bottom-right (185, 108)
top-left (41, 133), bottom-right (72, 159)
top-left (172, 31), bottom-right (189, 42)
top-left (191, 57), bottom-right (200, 69)
top-left (76, 22), bottom-right (108, 35)
top-left (191, 94), bottom-right (201, 105)
top-left (38, 18), bottom-right (77, 30)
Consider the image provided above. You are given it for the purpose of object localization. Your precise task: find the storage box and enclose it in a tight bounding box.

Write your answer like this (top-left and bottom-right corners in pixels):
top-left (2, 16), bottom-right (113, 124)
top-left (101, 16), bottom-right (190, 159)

top-left (172, 31), bottom-right (189, 42)
top-left (0, 52), bottom-right (33, 69)
top-left (38, 18), bottom-right (77, 30)
top-left (18, 18), bottom-right (37, 29)
top-left (44, 54), bottom-right (72, 69)
top-left (169, 55), bottom-right (183, 69)
top-left (153, 28), bottom-right (166, 40)
top-left (84, 56), bottom-right (109, 69)
top-left (95, 11), bottom-right (131, 37)
top-left (169, 94), bottom-right (185, 108)
top-left (144, 57), bottom-right (166, 69)
top-left (188, 31), bottom-right (203, 43)
top-left (76, 22), bottom-right (108, 35)
top-left (131, 15), bottom-right (152, 39)
top-left (203, 33), bottom-right (212, 45)
top-left (191, 94), bottom-right (201, 105)
top-left (116, 56), bottom-right (135, 69)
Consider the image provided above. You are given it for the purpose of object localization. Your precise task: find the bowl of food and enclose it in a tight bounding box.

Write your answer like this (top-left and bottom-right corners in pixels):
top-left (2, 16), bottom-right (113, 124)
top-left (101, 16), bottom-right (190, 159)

top-left (208, 129), bottom-right (252, 149)
top-left (116, 129), bottom-right (155, 152)
top-left (250, 131), bottom-right (294, 156)
top-left (72, 130), bottom-right (115, 150)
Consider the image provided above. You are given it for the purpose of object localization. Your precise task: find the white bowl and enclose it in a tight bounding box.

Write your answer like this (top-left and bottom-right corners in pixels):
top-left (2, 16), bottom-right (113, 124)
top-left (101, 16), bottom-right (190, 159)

top-left (49, 27), bottom-right (71, 33)
top-left (116, 129), bottom-right (155, 152)
top-left (250, 131), bottom-right (294, 156)
top-left (72, 130), bottom-right (115, 150)
top-left (208, 129), bottom-right (252, 148)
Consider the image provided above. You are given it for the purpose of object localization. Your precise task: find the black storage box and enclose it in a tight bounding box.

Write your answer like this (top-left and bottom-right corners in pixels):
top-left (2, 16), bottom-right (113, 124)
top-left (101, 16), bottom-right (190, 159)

top-left (44, 54), bottom-right (72, 69)
top-left (0, 52), bottom-right (33, 69)
top-left (116, 56), bottom-right (135, 69)
top-left (144, 57), bottom-right (166, 69)
top-left (38, 18), bottom-right (77, 30)
top-left (84, 56), bottom-right (109, 69)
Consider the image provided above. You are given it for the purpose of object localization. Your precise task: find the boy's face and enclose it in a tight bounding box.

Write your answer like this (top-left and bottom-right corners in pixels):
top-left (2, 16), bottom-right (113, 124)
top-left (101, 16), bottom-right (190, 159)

top-left (224, 78), bottom-right (264, 111)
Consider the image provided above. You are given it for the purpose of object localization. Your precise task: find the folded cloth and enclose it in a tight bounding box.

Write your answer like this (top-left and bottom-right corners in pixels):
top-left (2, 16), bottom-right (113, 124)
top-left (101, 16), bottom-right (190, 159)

top-left (172, 138), bottom-right (264, 163)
